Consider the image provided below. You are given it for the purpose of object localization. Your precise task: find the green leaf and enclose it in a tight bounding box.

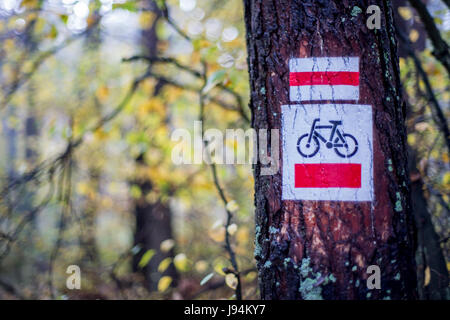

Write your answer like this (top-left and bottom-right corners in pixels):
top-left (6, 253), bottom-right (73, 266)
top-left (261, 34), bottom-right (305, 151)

top-left (138, 249), bottom-right (155, 268)
top-left (130, 185), bottom-right (142, 199)
top-left (60, 14), bottom-right (68, 24)
top-left (112, 2), bottom-right (138, 12)
top-left (202, 70), bottom-right (226, 94)
top-left (158, 257), bottom-right (173, 273)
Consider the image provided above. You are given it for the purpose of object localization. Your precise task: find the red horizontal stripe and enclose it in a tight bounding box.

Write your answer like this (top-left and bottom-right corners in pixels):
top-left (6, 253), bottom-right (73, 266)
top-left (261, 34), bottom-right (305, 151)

top-left (295, 163), bottom-right (361, 188)
top-left (289, 71), bottom-right (359, 86)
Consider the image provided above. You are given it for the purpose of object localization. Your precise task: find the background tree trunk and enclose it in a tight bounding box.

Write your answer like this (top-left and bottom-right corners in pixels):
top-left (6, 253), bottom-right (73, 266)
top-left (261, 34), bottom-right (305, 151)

top-left (408, 147), bottom-right (449, 299)
top-left (393, 1), bottom-right (448, 299)
top-left (131, 0), bottom-right (178, 291)
top-left (244, 0), bottom-right (417, 299)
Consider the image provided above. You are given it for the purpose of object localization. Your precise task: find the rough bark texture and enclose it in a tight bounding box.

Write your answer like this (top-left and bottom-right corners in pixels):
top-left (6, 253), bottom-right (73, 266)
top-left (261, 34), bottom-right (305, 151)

top-left (244, 0), bottom-right (417, 299)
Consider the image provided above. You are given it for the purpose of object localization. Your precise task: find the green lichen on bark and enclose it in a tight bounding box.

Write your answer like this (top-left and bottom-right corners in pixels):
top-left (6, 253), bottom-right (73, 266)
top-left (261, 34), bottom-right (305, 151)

top-left (351, 6), bottom-right (362, 16)
top-left (395, 192), bottom-right (403, 212)
top-left (269, 226), bottom-right (279, 234)
top-left (254, 225), bottom-right (262, 258)
top-left (297, 258), bottom-right (336, 300)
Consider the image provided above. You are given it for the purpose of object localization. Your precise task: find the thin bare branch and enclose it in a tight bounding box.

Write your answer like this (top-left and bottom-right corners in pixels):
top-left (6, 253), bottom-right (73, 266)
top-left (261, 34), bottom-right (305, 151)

top-left (397, 27), bottom-right (450, 153)
top-left (1, 19), bottom-right (100, 110)
top-left (198, 63), bottom-right (242, 300)
top-left (408, 0), bottom-right (450, 75)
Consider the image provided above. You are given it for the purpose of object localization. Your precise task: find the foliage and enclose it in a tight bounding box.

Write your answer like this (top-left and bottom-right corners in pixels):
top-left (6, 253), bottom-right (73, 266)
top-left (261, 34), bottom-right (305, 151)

top-left (0, 0), bottom-right (447, 300)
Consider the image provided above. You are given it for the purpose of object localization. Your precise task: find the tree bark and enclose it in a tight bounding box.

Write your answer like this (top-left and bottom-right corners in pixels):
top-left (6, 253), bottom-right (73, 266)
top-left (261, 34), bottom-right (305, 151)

top-left (244, 0), bottom-right (417, 299)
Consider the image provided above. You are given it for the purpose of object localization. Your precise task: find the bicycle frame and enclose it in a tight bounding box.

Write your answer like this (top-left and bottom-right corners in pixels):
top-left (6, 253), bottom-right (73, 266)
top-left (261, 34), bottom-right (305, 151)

top-left (307, 118), bottom-right (346, 146)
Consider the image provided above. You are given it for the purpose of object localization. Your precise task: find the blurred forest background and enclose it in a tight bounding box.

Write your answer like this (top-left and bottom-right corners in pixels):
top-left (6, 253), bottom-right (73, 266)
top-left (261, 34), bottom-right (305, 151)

top-left (0, 0), bottom-right (448, 300)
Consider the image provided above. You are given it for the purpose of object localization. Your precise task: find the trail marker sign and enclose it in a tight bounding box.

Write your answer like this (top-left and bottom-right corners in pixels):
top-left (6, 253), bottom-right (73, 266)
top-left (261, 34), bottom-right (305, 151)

top-left (289, 57), bottom-right (360, 102)
top-left (281, 104), bottom-right (373, 201)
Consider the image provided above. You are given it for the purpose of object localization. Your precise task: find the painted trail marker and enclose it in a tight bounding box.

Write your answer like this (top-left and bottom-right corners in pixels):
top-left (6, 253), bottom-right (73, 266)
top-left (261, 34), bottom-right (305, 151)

top-left (281, 104), bottom-right (373, 201)
top-left (289, 57), bottom-right (360, 102)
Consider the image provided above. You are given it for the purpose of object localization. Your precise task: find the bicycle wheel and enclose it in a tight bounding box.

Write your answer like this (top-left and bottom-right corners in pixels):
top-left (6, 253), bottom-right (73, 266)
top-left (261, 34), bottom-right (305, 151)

top-left (297, 134), bottom-right (320, 158)
top-left (334, 133), bottom-right (358, 158)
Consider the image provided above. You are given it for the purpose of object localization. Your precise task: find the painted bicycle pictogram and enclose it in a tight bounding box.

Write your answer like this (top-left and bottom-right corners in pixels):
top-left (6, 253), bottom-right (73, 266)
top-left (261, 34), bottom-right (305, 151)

top-left (297, 118), bottom-right (358, 158)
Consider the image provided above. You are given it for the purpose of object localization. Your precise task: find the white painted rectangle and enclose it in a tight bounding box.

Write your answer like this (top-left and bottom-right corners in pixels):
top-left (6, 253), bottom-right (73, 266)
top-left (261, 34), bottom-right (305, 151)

top-left (289, 57), bottom-right (360, 73)
top-left (289, 57), bottom-right (360, 102)
top-left (289, 85), bottom-right (359, 102)
top-left (281, 104), bottom-right (374, 202)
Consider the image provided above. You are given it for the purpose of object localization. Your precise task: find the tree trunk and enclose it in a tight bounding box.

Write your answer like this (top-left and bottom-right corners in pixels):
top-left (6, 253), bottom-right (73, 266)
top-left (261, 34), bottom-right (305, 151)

top-left (131, 0), bottom-right (178, 291)
top-left (79, 22), bottom-right (102, 269)
top-left (244, 0), bottom-right (417, 299)
top-left (408, 147), bottom-right (449, 300)
top-left (132, 176), bottom-right (177, 291)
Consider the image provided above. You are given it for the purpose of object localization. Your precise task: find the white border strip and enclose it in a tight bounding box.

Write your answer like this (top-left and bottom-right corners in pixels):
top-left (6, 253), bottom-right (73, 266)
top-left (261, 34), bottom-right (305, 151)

top-left (290, 85), bottom-right (359, 101)
top-left (289, 57), bottom-right (359, 73)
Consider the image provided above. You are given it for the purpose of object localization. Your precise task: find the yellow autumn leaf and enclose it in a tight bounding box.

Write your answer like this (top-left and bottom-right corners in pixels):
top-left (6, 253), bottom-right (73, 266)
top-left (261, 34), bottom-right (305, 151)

top-left (399, 58), bottom-right (406, 70)
top-left (442, 152), bottom-right (449, 163)
top-left (225, 273), bottom-right (238, 290)
top-left (157, 40), bottom-right (169, 53)
top-left (174, 253), bottom-right (190, 272)
top-left (245, 271), bottom-right (258, 282)
top-left (398, 7), bottom-right (412, 20)
top-left (424, 267), bottom-right (430, 286)
top-left (195, 260), bottom-right (208, 273)
top-left (93, 128), bottom-right (108, 141)
top-left (139, 11), bottom-right (156, 29)
top-left (138, 98), bottom-right (165, 117)
top-left (414, 122), bottom-right (429, 132)
top-left (213, 257), bottom-right (228, 276)
top-left (227, 223), bottom-right (238, 236)
top-left (21, 0), bottom-right (39, 9)
top-left (96, 86), bottom-right (109, 102)
top-left (157, 276), bottom-right (172, 292)
top-left (407, 134), bottom-right (416, 145)
top-left (226, 200), bottom-right (239, 213)
top-left (163, 87), bottom-right (183, 103)
top-left (236, 226), bottom-right (249, 244)
top-left (130, 185), bottom-right (142, 199)
top-left (158, 257), bottom-right (172, 273)
top-left (160, 239), bottom-right (175, 253)
top-left (442, 172), bottom-right (450, 187)
top-left (147, 166), bottom-right (172, 185)
top-left (141, 78), bottom-right (156, 94)
top-left (22, 60), bottom-right (34, 74)
top-left (76, 182), bottom-right (90, 196)
top-left (87, 15), bottom-right (97, 28)
top-left (154, 126), bottom-right (169, 142)
top-left (208, 226), bottom-right (226, 242)
top-left (409, 29), bottom-right (419, 43)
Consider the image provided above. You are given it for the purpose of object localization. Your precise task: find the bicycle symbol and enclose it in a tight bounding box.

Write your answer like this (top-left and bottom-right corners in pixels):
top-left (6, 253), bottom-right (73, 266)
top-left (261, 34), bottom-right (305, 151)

top-left (297, 118), bottom-right (359, 158)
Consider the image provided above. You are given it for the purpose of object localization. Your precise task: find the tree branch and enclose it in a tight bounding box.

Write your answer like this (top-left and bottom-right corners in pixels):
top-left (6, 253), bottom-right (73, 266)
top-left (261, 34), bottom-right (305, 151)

top-left (396, 27), bottom-right (450, 153)
top-left (408, 0), bottom-right (450, 76)
top-left (123, 56), bottom-right (250, 123)
top-left (1, 19), bottom-right (100, 110)
top-left (198, 63), bottom-right (242, 300)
